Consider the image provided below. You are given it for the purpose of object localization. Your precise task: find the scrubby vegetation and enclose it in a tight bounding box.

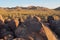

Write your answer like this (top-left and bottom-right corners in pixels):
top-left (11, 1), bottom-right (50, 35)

top-left (0, 6), bottom-right (60, 40)
top-left (0, 6), bottom-right (60, 21)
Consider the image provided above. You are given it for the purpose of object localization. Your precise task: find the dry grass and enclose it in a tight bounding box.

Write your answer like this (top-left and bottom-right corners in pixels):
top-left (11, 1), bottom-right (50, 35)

top-left (0, 8), bottom-right (60, 21)
top-left (0, 7), bottom-right (60, 25)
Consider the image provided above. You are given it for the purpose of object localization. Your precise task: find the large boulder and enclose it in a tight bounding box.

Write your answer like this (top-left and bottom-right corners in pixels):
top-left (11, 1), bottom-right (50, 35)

top-left (15, 16), bottom-right (48, 40)
top-left (24, 16), bottom-right (42, 33)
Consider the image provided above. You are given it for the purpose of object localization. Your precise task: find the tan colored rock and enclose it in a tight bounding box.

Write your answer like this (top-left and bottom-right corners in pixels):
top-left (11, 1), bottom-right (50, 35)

top-left (42, 24), bottom-right (57, 40)
top-left (33, 16), bottom-right (41, 22)
top-left (0, 15), bottom-right (4, 23)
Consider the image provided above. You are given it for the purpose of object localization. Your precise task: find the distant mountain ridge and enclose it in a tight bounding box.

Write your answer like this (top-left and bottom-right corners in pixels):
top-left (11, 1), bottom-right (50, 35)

top-left (54, 7), bottom-right (60, 10)
top-left (0, 6), bottom-right (55, 11)
top-left (0, 6), bottom-right (50, 10)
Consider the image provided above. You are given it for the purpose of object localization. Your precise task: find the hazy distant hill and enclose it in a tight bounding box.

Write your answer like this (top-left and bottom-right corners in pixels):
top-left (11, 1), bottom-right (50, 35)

top-left (0, 6), bottom-right (55, 12)
top-left (54, 7), bottom-right (60, 11)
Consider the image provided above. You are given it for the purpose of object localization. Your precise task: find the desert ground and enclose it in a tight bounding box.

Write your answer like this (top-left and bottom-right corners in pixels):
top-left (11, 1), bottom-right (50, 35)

top-left (0, 6), bottom-right (60, 40)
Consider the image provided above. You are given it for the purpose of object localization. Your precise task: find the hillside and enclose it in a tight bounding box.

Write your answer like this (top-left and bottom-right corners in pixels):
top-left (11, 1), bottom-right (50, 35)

top-left (0, 6), bottom-right (59, 19)
top-left (54, 7), bottom-right (60, 11)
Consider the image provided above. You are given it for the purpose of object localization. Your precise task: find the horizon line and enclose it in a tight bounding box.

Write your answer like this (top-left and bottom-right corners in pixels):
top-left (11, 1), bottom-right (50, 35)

top-left (0, 5), bottom-right (59, 9)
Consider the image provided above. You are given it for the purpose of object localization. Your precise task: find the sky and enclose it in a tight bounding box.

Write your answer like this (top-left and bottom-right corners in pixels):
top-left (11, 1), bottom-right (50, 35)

top-left (0, 0), bottom-right (60, 9)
